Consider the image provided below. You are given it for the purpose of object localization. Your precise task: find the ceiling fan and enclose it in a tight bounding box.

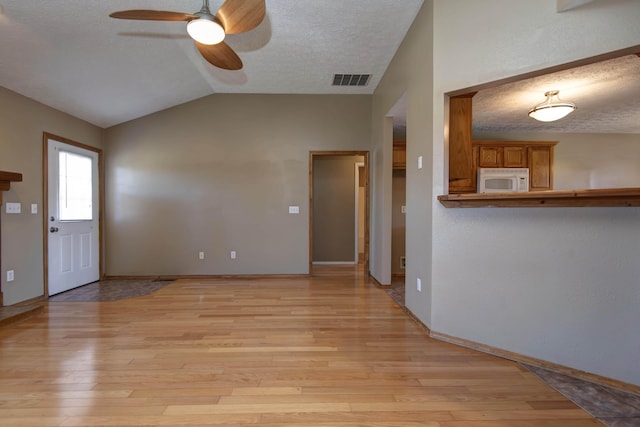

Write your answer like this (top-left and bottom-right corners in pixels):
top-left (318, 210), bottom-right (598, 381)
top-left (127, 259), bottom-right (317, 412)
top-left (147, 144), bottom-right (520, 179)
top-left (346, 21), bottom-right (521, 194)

top-left (109, 0), bottom-right (266, 70)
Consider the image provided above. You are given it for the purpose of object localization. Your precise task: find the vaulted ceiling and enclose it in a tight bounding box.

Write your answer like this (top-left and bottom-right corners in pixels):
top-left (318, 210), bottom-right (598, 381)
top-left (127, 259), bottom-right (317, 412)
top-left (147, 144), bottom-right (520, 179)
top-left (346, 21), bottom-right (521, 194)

top-left (0, 0), bottom-right (424, 128)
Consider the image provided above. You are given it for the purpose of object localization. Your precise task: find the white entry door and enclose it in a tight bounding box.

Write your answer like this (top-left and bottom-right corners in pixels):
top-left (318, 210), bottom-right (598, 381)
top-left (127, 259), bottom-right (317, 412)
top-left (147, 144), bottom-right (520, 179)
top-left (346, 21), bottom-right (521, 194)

top-left (47, 139), bottom-right (99, 296)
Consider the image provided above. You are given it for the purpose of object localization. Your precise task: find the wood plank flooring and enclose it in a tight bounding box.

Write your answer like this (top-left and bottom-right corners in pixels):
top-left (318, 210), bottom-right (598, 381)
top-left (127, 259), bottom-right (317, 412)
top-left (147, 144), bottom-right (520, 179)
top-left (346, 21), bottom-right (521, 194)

top-left (0, 269), bottom-right (601, 426)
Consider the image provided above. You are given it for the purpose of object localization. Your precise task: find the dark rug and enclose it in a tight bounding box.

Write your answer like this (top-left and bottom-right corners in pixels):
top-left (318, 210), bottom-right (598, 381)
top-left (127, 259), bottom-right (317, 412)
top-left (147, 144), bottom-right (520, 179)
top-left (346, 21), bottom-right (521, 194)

top-left (526, 365), bottom-right (640, 427)
top-left (48, 279), bottom-right (173, 302)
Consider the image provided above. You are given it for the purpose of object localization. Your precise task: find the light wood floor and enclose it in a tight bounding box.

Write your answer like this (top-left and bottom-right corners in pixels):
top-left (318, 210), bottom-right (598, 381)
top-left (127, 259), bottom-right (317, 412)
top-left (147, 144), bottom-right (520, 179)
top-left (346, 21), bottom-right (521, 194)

top-left (0, 268), bottom-right (600, 426)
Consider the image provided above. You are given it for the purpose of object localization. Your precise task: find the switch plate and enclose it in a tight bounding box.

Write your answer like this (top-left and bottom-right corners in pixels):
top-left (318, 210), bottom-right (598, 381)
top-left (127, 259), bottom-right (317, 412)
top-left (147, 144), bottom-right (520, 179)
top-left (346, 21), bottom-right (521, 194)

top-left (401, 205), bottom-right (406, 214)
top-left (230, 251), bottom-right (237, 259)
top-left (417, 277), bottom-right (422, 292)
top-left (418, 156), bottom-right (423, 170)
top-left (199, 251), bottom-right (205, 260)
top-left (7, 270), bottom-right (14, 282)
top-left (288, 206), bottom-right (300, 214)
top-left (31, 204), bottom-right (38, 214)
top-left (6, 203), bottom-right (20, 214)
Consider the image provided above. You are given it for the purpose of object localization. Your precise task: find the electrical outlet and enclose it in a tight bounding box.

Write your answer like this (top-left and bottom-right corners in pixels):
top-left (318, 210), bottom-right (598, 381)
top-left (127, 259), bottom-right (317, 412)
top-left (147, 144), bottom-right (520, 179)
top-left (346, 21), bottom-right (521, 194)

top-left (416, 277), bottom-right (422, 292)
top-left (400, 256), bottom-right (406, 269)
top-left (230, 251), bottom-right (237, 259)
top-left (7, 270), bottom-right (14, 282)
top-left (6, 203), bottom-right (20, 214)
top-left (199, 251), bottom-right (205, 260)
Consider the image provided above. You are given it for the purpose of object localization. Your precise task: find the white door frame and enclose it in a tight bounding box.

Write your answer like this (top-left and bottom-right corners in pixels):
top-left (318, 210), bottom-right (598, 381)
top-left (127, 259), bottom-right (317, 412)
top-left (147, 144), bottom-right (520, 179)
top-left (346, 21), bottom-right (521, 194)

top-left (43, 132), bottom-right (103, 297)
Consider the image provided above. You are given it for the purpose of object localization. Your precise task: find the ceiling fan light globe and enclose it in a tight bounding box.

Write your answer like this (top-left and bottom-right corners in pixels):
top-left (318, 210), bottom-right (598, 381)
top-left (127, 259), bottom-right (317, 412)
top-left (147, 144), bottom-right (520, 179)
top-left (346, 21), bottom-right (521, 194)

top-left (187, 18), bottom-right (225, 45)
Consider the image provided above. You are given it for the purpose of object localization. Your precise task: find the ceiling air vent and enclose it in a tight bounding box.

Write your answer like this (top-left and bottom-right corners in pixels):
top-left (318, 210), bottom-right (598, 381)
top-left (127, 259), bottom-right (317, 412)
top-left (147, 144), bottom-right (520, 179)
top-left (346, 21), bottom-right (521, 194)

top-left (332, 74), bottom-right (370, 87)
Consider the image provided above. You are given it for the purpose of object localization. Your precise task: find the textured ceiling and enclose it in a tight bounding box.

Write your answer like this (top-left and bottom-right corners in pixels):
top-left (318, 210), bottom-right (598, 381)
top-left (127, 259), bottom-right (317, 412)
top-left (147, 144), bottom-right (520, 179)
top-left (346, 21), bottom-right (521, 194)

top-left (0, 0), bottom-right (424, 128)
top-left (1, 1), bottom-right (637, 135)
top-left (473, 54), bottom-right (640, 134)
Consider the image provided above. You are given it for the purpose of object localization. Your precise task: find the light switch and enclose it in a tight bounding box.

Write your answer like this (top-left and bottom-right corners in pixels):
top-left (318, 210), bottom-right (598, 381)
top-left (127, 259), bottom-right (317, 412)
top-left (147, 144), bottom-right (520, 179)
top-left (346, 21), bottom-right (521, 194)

top-left (401, 205), bottom-right (407, 214)
top-left (418, 156), bottom-right (423, 169)
top-left (6, 203), bottom-right (20, 214)
top-left (288, 206), bottom-right (300, 214)
top-left (31, 204), bottom-right (38, 214)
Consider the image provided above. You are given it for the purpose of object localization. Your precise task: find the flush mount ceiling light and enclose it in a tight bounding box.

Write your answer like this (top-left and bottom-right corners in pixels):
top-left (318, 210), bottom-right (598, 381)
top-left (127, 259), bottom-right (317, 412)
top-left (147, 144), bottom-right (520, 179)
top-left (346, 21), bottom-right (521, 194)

top-left (528, 90), bottom-right (576, 122)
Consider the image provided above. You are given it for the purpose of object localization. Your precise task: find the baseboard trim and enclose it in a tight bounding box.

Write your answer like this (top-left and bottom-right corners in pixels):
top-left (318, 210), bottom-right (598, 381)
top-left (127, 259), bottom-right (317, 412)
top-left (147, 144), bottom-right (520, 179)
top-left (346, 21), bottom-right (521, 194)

top-left (403, 306), bottom-right (432, 336)
top-left (15, 295), bottom-right (46, 306)
top-left (103, 274), bottom-right (311, 281)
top-left (393, 306), bottom-right (639, 396)
top-left (368, 274), bottom-right (389, 287)
top-left (430, 330), bottom-right (640, 396)
top-left (0, 305), bottom-right (44, 328)
top-left (311, 262), bottom-right (357, 265)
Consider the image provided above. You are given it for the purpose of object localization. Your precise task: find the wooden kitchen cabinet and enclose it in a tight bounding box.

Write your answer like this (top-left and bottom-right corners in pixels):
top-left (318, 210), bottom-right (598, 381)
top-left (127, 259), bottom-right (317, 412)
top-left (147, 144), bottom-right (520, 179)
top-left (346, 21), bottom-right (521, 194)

top-left (448, 94), bottom-right (477, 193)
top-left (478, 146), bottom-right (502, 168)
top-left (478, 145), bottom-right (527, 168)
top-left (473, 140), bottom-right (557, 191)
top-left (392, 141), bottom-right (406, 169)
top-left (503, 146), bottom-right (527, 167)
top-left (528, 146), bottom-right (553, 191)
top-left (446, 91), bottom-right (557, 193)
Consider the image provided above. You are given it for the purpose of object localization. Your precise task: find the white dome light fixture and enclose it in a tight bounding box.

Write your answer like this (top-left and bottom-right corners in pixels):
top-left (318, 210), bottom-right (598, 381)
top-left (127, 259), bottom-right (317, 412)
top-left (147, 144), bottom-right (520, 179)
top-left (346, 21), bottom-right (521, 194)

top-left (187, 16), bottom-right (225, 45)
top-left (528, 90), bottom-right (576, 122)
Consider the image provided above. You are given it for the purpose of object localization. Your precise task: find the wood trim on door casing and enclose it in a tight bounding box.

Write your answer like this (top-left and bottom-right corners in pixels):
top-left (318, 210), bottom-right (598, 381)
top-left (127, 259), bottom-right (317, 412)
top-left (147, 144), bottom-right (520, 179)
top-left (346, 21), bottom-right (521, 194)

top-left (309, 151), bottom-right (370, 275)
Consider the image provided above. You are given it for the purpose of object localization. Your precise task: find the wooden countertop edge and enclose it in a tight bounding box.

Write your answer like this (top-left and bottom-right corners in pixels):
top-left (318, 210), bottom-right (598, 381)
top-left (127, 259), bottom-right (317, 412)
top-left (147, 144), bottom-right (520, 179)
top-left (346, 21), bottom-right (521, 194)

top-left (438, 188), bottom-right (640, 208)
top-left (0, 171), bottom-right (22, 194)
top-left (0, 171), bottom-right (23, 183)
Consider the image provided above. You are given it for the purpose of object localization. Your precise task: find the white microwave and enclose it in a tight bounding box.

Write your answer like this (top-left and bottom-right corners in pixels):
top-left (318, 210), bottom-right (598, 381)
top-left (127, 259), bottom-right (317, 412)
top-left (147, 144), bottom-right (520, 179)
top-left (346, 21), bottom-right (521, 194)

top-left (478, 168), bottom-right (529, 193)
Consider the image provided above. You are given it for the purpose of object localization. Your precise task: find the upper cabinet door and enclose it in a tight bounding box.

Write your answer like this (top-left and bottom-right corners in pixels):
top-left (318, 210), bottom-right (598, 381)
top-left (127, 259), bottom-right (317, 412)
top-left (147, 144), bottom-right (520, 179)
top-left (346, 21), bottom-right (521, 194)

top-left (503, 146), bottom-right (527, 168)
top-left (478, 146), bottom-right (502, 168)
top-left (528, 146), bottom-right (553, 191)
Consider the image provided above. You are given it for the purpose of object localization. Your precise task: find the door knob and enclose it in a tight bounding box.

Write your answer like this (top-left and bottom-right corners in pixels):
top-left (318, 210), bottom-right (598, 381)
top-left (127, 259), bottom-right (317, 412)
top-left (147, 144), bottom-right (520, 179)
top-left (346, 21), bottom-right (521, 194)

top-left (50, 227), bottom-right (59, 233)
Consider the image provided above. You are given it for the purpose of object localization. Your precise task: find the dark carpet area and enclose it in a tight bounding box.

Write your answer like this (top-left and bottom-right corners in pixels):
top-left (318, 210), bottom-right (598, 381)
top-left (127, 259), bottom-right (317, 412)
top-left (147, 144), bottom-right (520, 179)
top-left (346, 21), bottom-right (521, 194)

top-left (48, 279), bottom-right (173, 302)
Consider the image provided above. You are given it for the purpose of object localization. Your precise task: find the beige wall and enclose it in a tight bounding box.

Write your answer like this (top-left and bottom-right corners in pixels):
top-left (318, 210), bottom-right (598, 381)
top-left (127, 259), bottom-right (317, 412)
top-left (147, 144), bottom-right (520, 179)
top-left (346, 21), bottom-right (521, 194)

top-left (373, 0), bottom-right (640, 386)
top-left (428, 0), bottom-right (640, 386)
top-left (104, 94), bottom-right (371, 276)
top-left (0, 87), bottom-right (103, 305)
top-left (371, 1), bottom-right (434, 311)
top-left (474, 131), bottom-right (640, 190)
top-left (312, 155), bottom-right (363, 263)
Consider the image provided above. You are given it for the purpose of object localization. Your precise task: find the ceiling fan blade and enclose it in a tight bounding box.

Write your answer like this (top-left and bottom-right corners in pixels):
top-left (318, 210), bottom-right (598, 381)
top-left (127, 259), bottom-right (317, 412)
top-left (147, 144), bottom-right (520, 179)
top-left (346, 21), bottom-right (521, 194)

top-left (196, 41), bottom-right (243, 70)
top-left (109, 10), bottom-right (197, 21)
top-left (216, 0), bottom-right (266, 35)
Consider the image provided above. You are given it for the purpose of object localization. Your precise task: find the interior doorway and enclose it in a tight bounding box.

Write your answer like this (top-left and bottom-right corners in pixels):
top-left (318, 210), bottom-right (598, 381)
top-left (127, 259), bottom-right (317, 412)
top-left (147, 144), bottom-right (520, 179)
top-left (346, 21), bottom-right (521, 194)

top-left (355, 162), bottom-right (366, 264)
top-left (309, 151), bottom-right (369, 274)
top-left (43, 133), bottom-right (103, 296)
top-left (388, 93), bottom-right (407, 304)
